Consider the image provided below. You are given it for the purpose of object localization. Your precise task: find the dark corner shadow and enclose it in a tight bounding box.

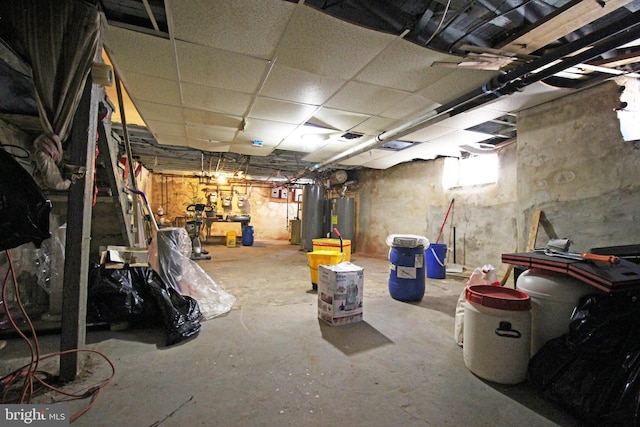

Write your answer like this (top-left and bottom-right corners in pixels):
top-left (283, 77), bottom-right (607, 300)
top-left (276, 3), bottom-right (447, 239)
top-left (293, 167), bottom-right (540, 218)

top-left (318, 319), bottom-right (394, 355)
top-left (476, 376), bottom-right (584, 427)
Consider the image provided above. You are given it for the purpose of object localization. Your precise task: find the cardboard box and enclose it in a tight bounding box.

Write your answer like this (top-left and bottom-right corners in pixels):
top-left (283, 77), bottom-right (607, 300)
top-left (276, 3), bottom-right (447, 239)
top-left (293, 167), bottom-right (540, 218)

top-left (100, 246), bottom-right (149, 269)
top-left (317, 262), bottom-right (364, 326)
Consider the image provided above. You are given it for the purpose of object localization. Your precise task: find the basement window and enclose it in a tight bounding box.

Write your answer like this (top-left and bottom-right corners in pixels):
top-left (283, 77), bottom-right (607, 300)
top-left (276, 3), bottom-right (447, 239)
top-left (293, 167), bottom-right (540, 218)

top-left (442, 154), bottom-right (498, 189)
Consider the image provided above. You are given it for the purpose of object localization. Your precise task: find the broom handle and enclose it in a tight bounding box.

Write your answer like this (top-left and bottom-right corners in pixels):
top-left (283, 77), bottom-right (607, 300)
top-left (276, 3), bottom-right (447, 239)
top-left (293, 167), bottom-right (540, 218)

top-left (436, 199), bottom-right (454, 244)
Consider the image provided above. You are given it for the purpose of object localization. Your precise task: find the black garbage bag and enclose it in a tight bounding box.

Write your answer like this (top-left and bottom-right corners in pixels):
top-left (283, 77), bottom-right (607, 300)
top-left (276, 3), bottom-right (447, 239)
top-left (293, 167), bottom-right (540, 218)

top-left (529, 293), bottom-right (640, 426)
top-left (0, 147), bottom-right (51, 251)
top-left (88, 265), bottom-right (201, 346)
top-left (87, 264), bottom-right (149, 324)
top-left (140, 267), bottom-right (202, 346)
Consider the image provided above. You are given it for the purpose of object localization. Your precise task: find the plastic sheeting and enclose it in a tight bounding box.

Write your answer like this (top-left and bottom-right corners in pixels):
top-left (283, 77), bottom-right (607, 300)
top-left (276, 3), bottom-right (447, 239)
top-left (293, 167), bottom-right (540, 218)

top-left (529, 292), bottom-right (640, 426)
top-left (149, 227), bottom-right (235, 320)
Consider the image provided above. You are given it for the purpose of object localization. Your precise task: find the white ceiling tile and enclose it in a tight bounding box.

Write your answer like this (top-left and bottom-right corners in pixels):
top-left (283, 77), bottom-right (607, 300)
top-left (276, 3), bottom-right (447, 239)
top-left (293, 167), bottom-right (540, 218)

top-left (436, 108), bottom-right (505, 130)
top-left (136, 101), bottom-right (184, 124)
top-left (357, 40), bottom-right (462, 92)
top-left (309, 108), bottom-right (371, 132)
top-left (336, 148), bottom-right (391, 166)
top-left (276, 137), bottom-right (329, 153)
top-left (183, 108), bottom-right (243, 129)
top-left (121, 72), bottom-right (181, 106)
top-left (248, 97), bottom-right (318, 124)
top-left (485, 82), bottom-right (571, 113)
top-left (170, 0), bottom-right (294, 59)
top-left (105, 26), bottom-right (178, 80)
top-left (186, 125), bottom-right (238, 142)
top-left (176, 42), bottom-right (269, 92)
top-left (235, 118), bottom-right (297, 142)
top-left (380, 94), bottom-right (440, 121)
top-left (181, 83), bottom-right (252, 116)
top-left (230, 144), bottom-right (275, 157)
top-left (401, 124), bottom-right (458, 142)
top-left (276, 7), bottom-right (396, 79)
top-left (145, 120), bottom-right (186, 137)
top-left (350, 116), bottom-right (401, 135)
top-left (324, 81), bottom-right (409, 115)
top-left (260, 64), bottom-right (346, 105)
top-left (187, 139), bottom-right (230, 152)
top-left (419, 69), bottom-right (500, 104)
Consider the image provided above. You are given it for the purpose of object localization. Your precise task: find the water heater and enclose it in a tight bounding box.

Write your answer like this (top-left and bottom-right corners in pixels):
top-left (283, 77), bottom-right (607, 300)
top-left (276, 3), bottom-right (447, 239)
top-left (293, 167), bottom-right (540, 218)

top-left (329, 197), bottom-right (355, 253)
top-left (301, 184), bottom-right (324, 251)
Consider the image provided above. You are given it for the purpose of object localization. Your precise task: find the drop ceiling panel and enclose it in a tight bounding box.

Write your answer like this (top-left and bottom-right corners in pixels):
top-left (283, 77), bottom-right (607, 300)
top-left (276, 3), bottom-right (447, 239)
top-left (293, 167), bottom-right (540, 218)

top-left (234, 118), bottom-right (297, 143)
top-left (302, 140), bottom-right (363, 162)
top-left (324, 81), bottom-right (410, 115)
top-left (187, 139), bottom-right (230, 152)
top-left (309, 107), bottom-right (371, 132)
top-left (183, 108), bottom-right (243, 129)
top-left (357, 39), bottom-right (463, 92)
top-left (380, 94), bottom-right (440, 121)
top-left (337, 148), bottom-right (391, 166)
top-left (407, 130), bottom-right (493, 156)
top-left (104, 27), bottom-right (178, 79)
top-left (259, 64), bottom-right (346, 105)
top-left (275, 7), bottom-right (397, 79)
top-left (145, 120), bottom-right (186, 137)
top-left (169, 0), bottom-right (295, 59)
top-left (484, 82), bottom-right (572, 113)
top-left (180, 83), bottom-right (252, 116)
top-left (419, 69), bottom-right (500, 104)
top-left (434, 108), bottom-right (507, 131)
top-left (248, 97), bottom-right (318, 124)
top-left (231, 144), bottom-right (275, 156)
top-left (185, 125), bottom-right (238, 142)
top-left (121, 72), bottom-right (182, 106)
top-left (351, 116), bottom-right (401, 135)
top-left (135, 101), bottom-right (184, 124)
top-left (396, 124), bottom-right (458, 143)
top-left (176, 41), bottom-right (269, 92)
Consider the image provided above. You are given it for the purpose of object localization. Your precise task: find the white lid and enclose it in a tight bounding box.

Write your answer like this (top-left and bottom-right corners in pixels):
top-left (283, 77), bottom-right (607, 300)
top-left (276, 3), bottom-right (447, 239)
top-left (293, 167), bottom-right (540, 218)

top-left (385, 234), bottom-right (429, 248)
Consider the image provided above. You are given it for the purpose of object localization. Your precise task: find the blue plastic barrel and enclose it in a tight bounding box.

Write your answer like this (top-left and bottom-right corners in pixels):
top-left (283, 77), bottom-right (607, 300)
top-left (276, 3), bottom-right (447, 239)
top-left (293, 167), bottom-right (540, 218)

top-left (388, 246), bottom-right (426, 301)
top-left (242, 225), bottom-right (254, 246)
top-left (426, 243), bottom-right (447, 279)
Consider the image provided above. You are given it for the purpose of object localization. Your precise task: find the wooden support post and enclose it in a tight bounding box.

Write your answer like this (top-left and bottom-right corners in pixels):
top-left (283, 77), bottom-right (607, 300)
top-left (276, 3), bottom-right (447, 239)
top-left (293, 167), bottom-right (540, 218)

top-left (59, 75), bottom-right (99, 382)
top-left (501, 209), bottom-right (548, 286)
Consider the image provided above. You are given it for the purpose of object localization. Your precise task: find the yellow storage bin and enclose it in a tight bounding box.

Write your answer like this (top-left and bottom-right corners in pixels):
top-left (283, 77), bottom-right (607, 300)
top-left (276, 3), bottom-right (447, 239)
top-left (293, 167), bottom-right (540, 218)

top-left (312, 238), bottom-right (351, 261)
top-left (307, 250), bottom-right (345, 289)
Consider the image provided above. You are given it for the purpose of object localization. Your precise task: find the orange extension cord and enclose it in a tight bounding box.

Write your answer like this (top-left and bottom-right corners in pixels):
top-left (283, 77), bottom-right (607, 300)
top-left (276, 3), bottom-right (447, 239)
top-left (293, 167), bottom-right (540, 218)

top-left (0, 249), bottom-right (115, 423)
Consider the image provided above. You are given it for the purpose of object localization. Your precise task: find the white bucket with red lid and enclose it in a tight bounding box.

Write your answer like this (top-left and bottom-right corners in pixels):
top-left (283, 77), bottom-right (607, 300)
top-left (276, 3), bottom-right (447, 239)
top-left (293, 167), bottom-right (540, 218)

top-left (463, 285), bottom-right (532, 384)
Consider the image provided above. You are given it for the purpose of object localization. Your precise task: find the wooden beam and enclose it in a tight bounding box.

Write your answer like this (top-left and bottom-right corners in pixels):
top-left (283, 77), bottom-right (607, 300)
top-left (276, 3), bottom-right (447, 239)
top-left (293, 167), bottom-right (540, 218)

top-left (59, 75), bottom-right (99, 382)
top-left (498, 0), bottom-right (634, 55)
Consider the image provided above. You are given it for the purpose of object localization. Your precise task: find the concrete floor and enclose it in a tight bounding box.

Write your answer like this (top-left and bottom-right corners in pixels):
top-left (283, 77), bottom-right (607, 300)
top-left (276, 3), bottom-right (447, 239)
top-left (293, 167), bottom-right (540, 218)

top-left (0, 240), bottom-right (582, 426)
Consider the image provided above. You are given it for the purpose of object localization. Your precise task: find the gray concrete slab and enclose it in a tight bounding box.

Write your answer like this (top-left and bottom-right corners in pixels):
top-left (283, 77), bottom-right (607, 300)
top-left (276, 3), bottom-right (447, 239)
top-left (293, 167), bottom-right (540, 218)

top-left (0, 240), bottom-right (581, 426)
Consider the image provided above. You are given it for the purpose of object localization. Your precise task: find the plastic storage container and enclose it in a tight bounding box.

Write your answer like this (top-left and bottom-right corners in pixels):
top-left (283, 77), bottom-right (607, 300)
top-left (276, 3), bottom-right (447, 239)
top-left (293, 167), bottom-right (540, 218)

top-left (516, 268), bottom-right (599, 356)
top-left (312, 238), bottom-right (351, 261)
top-left (307, 250), bottom-right (345, 290)
top-left (463, 285), bottom-right (531, 384)
top-left (388, 246), bottom-right (426, 301)
top-left (242, 225), bottom-right (254, 246)
top-left (426, 243), bottom-right (447, 279)
top-left (226, 231), bottom-right (236, 248)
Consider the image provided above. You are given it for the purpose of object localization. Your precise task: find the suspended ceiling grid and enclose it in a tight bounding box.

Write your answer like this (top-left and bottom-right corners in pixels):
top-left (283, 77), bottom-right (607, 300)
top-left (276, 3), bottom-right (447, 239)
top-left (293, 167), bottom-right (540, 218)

top-left (101, 0), bottom-right (640, 179)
